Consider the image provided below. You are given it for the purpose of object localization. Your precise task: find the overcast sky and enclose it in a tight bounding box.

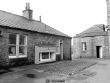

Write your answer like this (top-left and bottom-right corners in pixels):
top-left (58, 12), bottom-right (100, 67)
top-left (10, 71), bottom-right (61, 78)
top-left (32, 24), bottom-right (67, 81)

top-left (0, 0), bottom-right (107, 37)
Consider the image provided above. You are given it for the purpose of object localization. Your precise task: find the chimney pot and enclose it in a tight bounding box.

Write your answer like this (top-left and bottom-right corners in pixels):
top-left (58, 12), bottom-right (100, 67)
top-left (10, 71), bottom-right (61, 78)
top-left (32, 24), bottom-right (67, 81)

top-left (26, 3), bottom-right (30, 10)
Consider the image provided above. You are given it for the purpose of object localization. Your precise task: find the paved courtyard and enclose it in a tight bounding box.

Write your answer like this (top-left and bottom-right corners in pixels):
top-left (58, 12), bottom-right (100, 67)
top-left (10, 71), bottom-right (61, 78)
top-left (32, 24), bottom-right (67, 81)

top-left (0, 59), bottom-right (98, 83)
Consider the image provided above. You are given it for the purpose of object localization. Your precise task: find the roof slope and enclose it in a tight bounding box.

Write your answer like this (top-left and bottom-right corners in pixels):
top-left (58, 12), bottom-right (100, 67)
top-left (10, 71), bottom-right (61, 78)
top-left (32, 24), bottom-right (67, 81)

top-left (0, 10), bottom-right (71, 37)
top-left (74, 24), bottom-right (108, 38)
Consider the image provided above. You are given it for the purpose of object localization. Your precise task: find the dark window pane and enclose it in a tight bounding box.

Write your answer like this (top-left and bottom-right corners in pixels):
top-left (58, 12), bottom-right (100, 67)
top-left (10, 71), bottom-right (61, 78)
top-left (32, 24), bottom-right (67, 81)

top-left (19, 35), bottom-right (25, 45)
top-left (9, 34), bottom-right (16, 44)
top-left (19, 46), bottom-right (25, 55)
top-left (9, 46), bottom-right (16, 55)
top-left (41, 52), bottom-right (49, 59)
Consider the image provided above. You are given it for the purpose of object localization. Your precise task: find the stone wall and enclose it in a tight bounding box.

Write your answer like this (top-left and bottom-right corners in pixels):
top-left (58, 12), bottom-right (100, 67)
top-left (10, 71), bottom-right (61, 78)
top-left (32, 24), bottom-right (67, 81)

top-left (72, 36), bottom-right (109, 59)
top-left (106, 0), bottom-right (110, 58)
top-left (72, 37), bottom-right (93, 59)
top-left (108, 30), bottom-right (110, 56)
top-left (94, 36), bottom-right (109, 58)
top-left (72, 38), bottom-right (81, 58)
top-left (0, 26), bottom-right (71, 66)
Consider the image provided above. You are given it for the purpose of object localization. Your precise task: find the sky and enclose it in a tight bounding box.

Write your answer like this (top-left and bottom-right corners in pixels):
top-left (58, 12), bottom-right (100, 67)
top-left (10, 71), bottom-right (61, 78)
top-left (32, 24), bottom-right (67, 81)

top-left (0, 0), bottom-right (107, 37)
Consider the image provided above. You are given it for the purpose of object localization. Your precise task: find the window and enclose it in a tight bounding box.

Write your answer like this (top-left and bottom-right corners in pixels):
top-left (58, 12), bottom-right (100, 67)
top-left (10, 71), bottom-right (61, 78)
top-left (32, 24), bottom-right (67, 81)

top-left (19, 35), bottom-right (27, 56)
top-left (82, 42), bottom-right (87, 51)
top-left (9, 34), bottom-right (17, 56)
top-left (9, 34), bottom-right (27, 58)
top-left (41, 52), bottom-right (49, 59)
top-left (39, 52), bottom-right (55, 61)
top-left (9, 34), bottom-right (16, 44)
top-left (9, 46), bottom-right (16, 55)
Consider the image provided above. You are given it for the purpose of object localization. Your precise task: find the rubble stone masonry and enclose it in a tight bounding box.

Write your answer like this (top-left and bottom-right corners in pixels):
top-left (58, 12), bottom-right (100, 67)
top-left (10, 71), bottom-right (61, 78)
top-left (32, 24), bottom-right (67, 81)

top-left (0, 26), bottom-right (71, 66)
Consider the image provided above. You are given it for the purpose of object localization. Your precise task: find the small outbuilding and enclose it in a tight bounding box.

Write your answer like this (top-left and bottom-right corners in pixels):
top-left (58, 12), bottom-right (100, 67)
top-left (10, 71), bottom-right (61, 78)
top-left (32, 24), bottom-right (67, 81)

top-left (72, 24), bottom-right (109, 59)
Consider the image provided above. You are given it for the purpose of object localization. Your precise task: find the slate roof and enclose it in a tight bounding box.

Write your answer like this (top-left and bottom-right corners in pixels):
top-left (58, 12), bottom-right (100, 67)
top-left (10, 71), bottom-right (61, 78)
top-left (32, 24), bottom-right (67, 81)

top-left (0, 10), bottom-right (71, 38)
top-left (74, 24), bottom-right (108, 38)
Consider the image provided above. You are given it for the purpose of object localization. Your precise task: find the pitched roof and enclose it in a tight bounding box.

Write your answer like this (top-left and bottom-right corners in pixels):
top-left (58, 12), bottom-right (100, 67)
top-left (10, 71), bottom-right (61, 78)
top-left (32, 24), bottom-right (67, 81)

top-left (0, 10), bottom-right (71, 38)
top-left (74, 24), bottom-right (108, 38)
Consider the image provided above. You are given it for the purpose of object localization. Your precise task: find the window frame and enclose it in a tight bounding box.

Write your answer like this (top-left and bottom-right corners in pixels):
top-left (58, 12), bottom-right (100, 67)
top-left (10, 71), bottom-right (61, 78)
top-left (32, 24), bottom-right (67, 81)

top-left (18, 35), bottom-right (27, 57)
top-left (9, 34), bottom-right (27, 58)
top-left (82, 42), bottom-right (87, 51)
top-left (39, 52), bottom-right (55, 61)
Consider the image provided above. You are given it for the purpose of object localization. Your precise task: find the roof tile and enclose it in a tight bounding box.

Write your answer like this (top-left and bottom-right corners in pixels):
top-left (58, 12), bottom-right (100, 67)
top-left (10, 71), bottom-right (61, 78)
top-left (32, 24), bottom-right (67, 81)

top-left (0, 10), bottom-right (71, 37)
top-left (74, 24), bottom-right (108, 38)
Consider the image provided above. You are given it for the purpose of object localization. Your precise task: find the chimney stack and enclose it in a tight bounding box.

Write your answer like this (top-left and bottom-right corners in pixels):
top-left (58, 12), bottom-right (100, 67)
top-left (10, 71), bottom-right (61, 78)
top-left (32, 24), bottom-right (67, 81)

top-left (23, 3), bottom-right (33, 20)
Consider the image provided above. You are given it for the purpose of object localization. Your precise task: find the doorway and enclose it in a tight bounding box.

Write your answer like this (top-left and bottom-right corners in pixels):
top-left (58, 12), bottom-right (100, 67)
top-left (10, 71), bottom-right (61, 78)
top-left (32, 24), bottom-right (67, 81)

top-left (60, 42), bottom-right (63, 60)
top-left (96, 46), bottom-right (103, 58)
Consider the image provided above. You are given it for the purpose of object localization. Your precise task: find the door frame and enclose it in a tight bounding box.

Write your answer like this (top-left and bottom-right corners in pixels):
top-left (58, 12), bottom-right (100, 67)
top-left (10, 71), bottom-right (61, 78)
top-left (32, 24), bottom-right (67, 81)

top-left (60, 41), bottom-right (63, 60)
top-left (96, 46), bottom-right (103, 58)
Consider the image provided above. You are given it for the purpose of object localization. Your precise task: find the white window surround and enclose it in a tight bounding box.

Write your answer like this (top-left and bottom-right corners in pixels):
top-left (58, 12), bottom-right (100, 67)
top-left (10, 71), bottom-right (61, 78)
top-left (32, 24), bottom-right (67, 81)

top-left (82, 42), bottom-right (86, 51)
top-left (35, 46), bottom-right (56, 64)
top-left (9, 34), bottom-right (27, 58)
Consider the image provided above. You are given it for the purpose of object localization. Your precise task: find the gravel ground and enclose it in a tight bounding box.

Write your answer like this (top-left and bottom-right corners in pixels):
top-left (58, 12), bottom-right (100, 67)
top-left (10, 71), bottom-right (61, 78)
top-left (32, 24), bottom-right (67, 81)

top-left (0, 59), bottom-right (98, 83)
top-left (35, 60), bottom-right (97, 75)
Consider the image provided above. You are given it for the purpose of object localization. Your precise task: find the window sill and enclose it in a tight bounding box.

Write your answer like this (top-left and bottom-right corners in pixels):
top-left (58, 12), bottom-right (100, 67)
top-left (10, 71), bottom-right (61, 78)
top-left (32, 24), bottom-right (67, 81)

top-left (56, 53), bottom-right (60, 54)
top-left (19, 55), bottom-right (27, 58)
top-left (40, 58), bottom-right (55, 62)
top-left (9, 55), bottom-right (27, 59)
top-left (82, 51), bottom-right (87, 53)
top-left (40, 59), bottom-right (51, 61)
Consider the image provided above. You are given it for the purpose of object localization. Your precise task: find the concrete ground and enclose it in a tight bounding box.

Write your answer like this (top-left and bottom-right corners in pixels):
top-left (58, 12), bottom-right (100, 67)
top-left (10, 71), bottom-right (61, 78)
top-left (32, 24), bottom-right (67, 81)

top-left (68, 59), bottom-right (110, 83)
top-left (0, 59), bottom-right (109, 83)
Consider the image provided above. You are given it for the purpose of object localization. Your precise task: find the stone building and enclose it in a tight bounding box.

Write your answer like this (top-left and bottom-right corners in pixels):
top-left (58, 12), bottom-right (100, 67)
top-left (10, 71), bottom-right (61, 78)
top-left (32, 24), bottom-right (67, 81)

top-left (106, 0), bottom-right (110, 56)
top-left (72, 24), bottom-right (108, 59)
top-left (0, 3), bottom-right (71, 66)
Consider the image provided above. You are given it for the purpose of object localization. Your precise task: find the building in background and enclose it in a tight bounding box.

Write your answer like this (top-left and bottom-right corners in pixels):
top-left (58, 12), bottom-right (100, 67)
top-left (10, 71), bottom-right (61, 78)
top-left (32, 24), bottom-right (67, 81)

top-left (72, 24), bottom-right (109, 59)
top-left (106, 0), bottom-right (110, 57)
top-left (0, 3), bottom-right (71, 66)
